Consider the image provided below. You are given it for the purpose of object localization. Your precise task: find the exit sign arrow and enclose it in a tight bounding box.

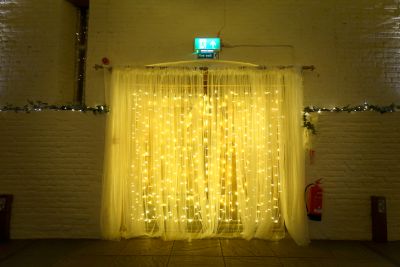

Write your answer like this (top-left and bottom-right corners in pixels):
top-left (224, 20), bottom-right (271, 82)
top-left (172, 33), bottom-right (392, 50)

top-left (210, 40), bottom-right (216, 49)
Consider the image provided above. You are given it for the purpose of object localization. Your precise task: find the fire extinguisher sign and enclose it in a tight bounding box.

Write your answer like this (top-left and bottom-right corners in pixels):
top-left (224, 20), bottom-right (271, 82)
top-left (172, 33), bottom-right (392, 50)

top-left (305, 179), bottom-right (323, 221)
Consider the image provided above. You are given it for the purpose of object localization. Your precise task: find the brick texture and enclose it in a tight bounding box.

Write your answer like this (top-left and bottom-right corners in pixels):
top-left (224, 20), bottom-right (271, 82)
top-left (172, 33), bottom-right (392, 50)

top-left (0, 0), bottom-right (76, 105)
top-left (307, 113), bottom-right (400, 240)
top-left (0, 112), bottom-right (105, 238)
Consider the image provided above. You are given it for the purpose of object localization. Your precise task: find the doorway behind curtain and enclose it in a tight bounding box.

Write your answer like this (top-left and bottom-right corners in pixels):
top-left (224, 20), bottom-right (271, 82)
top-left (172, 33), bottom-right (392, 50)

top-left (101, 67), bottom-right (309, 245)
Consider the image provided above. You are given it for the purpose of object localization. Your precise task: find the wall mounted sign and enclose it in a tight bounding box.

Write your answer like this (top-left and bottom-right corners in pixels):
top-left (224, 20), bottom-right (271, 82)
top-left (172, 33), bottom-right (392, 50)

top-left (194, 38), bottom-right (220, 59)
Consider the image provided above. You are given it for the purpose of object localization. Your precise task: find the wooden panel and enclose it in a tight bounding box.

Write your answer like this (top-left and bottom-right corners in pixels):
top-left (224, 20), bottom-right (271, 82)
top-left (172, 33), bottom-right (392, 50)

top-left (371, 196), bottom-right (388, 242)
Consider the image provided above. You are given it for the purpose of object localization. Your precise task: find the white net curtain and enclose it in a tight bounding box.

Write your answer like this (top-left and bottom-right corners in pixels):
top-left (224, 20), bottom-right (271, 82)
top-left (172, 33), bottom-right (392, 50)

top-left (101, 67), bottom-right (309, 245)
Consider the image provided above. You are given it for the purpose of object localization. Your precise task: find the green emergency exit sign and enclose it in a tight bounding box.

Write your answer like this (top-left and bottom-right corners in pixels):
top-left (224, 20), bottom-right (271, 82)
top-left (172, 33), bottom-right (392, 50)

top-left (194, 38), bottom-right (221, 51)
top-left (194, 38), bottom-right (220, 59)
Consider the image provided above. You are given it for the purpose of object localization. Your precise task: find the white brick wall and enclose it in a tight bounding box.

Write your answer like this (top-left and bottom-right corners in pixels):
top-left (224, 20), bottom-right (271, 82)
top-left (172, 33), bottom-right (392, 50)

top-left (0, 112), bottom-right (105, 238)
top-left (306, 112), bottom-right (400, 240)
top-left (0, 0), bottom-right (76, 104)
top-left (0, 0), bottom-right (399, 240)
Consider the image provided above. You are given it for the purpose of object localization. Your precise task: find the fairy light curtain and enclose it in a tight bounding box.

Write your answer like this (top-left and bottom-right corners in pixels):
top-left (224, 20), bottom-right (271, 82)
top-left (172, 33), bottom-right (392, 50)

top-left (101, 67), bottom-right (309, 245)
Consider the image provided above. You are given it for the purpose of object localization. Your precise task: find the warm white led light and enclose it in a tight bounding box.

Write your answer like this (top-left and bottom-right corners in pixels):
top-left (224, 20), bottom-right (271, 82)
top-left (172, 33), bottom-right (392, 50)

top-left (102, 67), bottom-right (308, 243)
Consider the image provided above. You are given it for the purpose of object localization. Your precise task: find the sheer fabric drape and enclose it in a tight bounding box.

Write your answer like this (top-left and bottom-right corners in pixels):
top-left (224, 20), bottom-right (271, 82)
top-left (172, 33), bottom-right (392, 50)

top-left (101, 67), bottom-right (309, 245)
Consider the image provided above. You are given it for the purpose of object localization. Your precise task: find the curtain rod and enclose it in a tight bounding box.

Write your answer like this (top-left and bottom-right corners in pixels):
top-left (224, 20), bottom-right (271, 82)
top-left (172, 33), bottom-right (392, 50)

top-left (93, 64), bottom-right (315, 71)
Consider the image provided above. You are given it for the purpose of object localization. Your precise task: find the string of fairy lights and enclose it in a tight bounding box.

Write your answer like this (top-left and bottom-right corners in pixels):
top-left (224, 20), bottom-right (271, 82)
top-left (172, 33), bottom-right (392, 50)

top-left (1, 101), bottom-right (398, 136)
top-left (0, 100), bottom-right (108, 114)
top-left (303, 102), bottom-right (400, 134)
top-left (125, 70), bottom-right (284, 235)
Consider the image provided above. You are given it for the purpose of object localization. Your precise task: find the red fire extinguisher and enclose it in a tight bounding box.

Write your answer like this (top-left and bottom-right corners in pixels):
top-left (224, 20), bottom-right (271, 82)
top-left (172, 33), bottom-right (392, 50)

top-left (305, 179), bottom-right (323, 221)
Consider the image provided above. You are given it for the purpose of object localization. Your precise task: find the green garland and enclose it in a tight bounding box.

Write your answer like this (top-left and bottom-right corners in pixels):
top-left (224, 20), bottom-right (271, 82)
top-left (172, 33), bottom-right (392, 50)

top-left (0, 100), bottom-right (109, 114)
top-left (1, 101), bottom-right (398, 134)
top-left (303, 103), bottom-right (400, 134)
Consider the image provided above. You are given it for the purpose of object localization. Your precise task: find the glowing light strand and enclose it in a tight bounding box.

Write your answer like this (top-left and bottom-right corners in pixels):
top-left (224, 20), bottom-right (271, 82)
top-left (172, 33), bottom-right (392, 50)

top-left (303, 102), bottom-right (400, 134)
top-left (102, 68), bottom-right (300, 240)
top-left (0, 100), bottom-right (108, 114)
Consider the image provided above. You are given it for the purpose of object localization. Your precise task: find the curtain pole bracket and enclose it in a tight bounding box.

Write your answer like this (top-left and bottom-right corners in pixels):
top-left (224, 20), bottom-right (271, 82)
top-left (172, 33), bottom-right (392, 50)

top-left (94, 64), bottom-right (112, 71)
top-left (93, 63), bottom-right (316, 71)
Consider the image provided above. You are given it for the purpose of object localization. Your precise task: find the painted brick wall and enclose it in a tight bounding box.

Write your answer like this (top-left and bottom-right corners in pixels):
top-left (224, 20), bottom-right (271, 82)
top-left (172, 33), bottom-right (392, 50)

top-left (306, 113), bottom-right (400, 240)
top-left (0, 112), bottom-right (105, 238)
top-left (0, 0), bottom-right (104, 238)
top-left (0, 0), bottom-right (76, 104)
top-left (0, 0), bottom-right (399, 240)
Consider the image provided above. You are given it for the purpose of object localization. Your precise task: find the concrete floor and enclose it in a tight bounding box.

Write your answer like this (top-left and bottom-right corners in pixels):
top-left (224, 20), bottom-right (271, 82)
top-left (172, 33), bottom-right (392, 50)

top-left (0, 238), bottom-right (399, 267)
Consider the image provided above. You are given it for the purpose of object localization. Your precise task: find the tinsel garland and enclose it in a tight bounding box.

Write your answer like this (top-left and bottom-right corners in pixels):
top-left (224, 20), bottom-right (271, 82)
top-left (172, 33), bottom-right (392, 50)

top-left (303, 102), bottom-right (400, 134)
top-left (0, 100), bottom-right (108, 114)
